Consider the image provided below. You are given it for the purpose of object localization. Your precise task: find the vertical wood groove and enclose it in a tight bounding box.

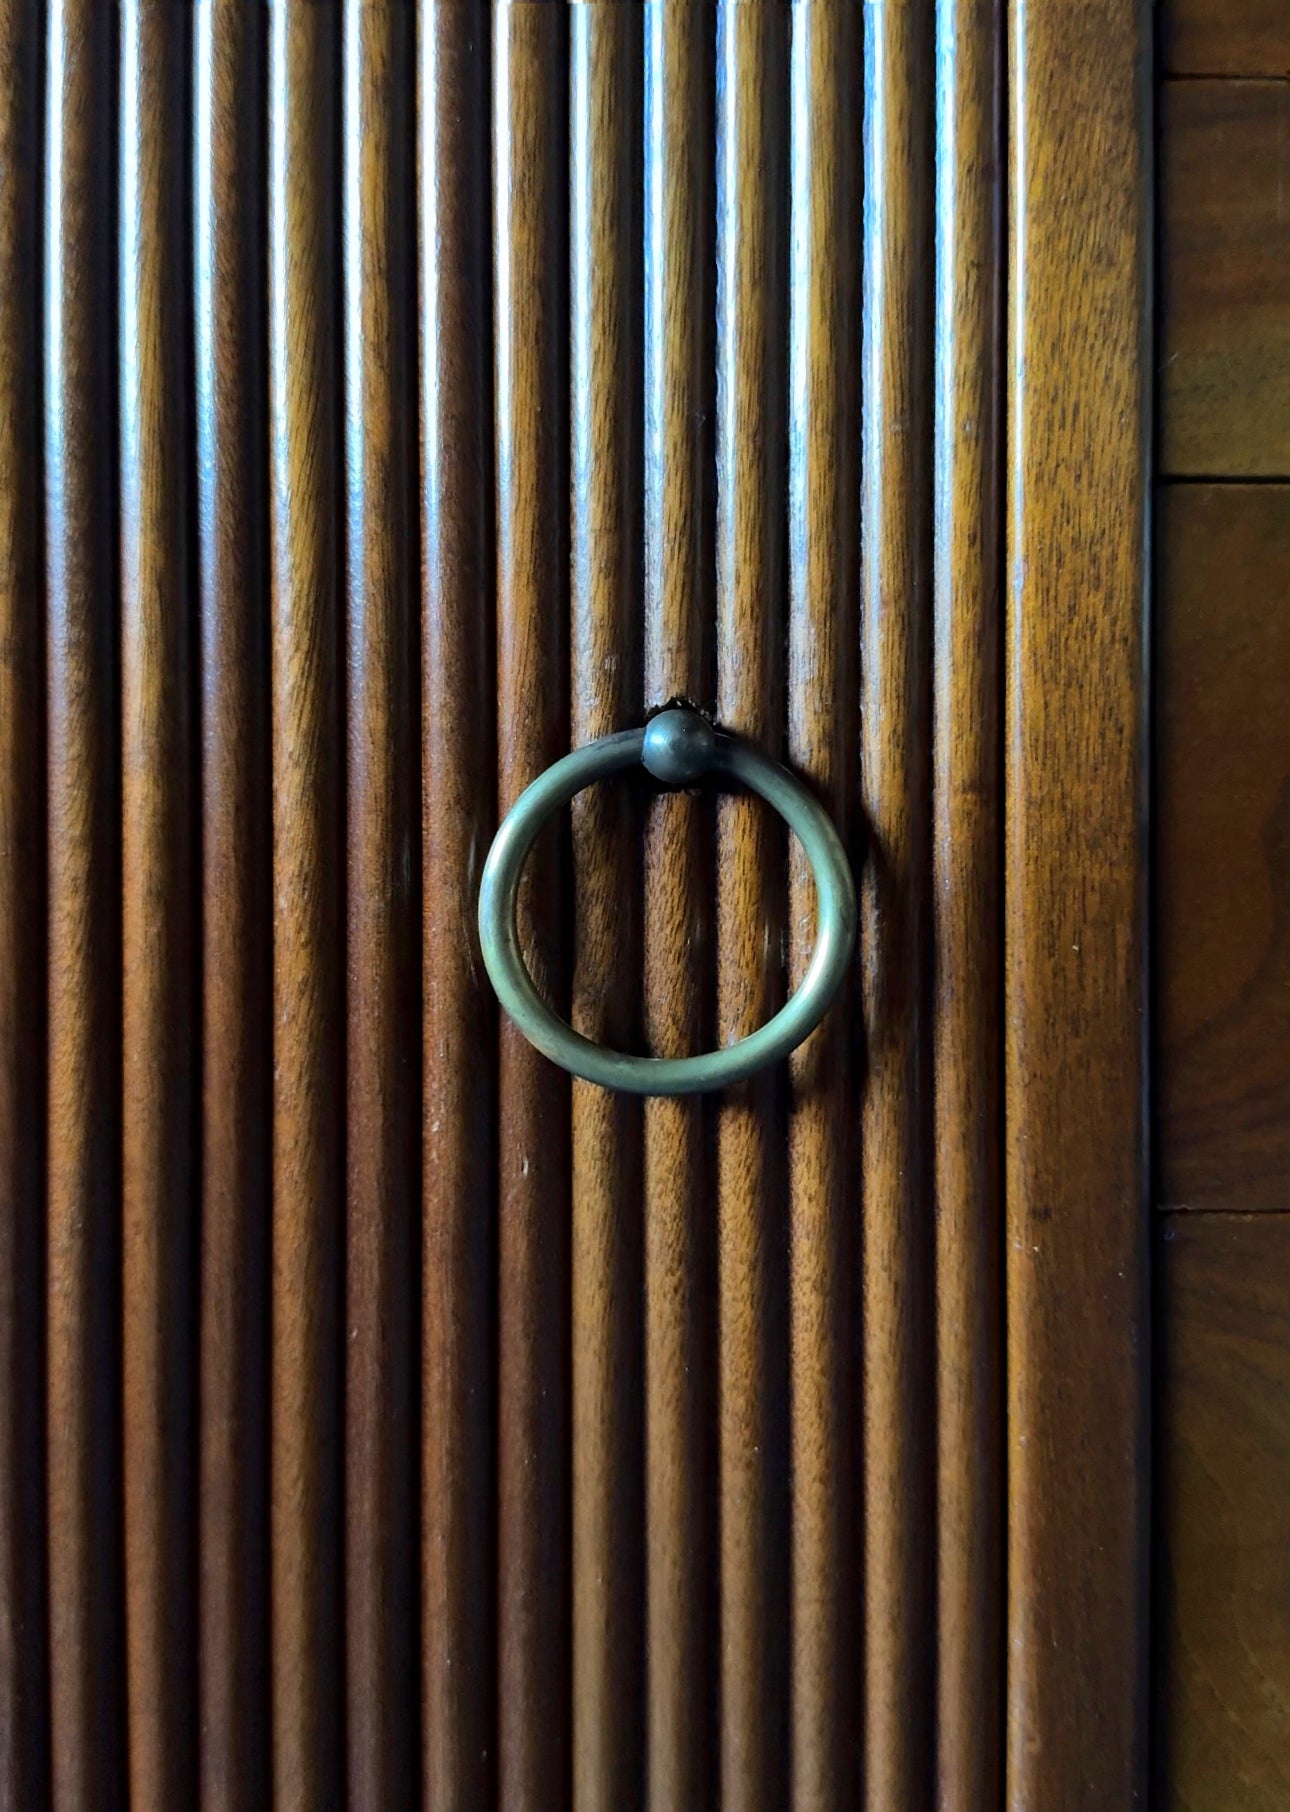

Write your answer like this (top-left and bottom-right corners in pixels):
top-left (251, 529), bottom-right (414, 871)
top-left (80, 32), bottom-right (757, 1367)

top-left (786, 9), bottom-right (862, 1807)
top-left (641, 7), bottom-right (716, 1808)
top-left (44, 3), bottom-right (126, 1804)
top-left (860, 8), bottom-right (936, 1809)
top-left (419, 4), bottom-right (496, 1808)
top-left (194, 4), bottom-right (271, 1806)
top-left (714, 7), bottom-right (791, 1807)
top-left (120, 5), bottom-right (197, 1802)
top-left (493, 8), bottom-right (571, 1806)
top-left (268, 8), bottom-right (345, 1805)
top-left (932, 3), bottom-right (1003, 1807)
top-left (570, 10), bottom-right (645, 1809)
top-left (343, 4), bottom-right (420, 1803)
top-left (0, 2), bottom-right (49, 1803)
top-left (1005, 3), bottom-right (1150, 1805)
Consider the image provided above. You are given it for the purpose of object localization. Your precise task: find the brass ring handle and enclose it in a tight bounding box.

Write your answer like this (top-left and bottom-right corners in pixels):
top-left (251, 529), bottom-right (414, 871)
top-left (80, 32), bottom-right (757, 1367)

top-left (477, 707), bottom-right (857, 1096)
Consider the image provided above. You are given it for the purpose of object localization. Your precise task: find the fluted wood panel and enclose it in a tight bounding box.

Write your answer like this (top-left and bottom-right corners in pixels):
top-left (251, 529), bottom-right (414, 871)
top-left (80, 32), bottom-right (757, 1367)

top-left (0, 6), bottom-right (1148, 1809)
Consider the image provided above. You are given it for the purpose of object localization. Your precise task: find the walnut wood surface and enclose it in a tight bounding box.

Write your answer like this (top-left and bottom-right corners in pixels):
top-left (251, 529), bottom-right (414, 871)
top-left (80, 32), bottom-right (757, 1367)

top-left (1160, 79), bottom-right (1290, 477)
top-left (120, 5), bottom-right (197, 1806)
top-left (1006, 2), bottom-right (1150, 1805)
top-left (267, 9), bottom-right (345, 1806)
top-left (932, 4), bottom-right (1003, 1806)
top-left (44, 4), bottom-right (127, 1805)
top-left (1162, 0), bottom-right (1290, 75)
top-left (343, 6), bottom-right (419, 1805)
top-left (860, 10), bottom-right (935, 1807)
top-left (418, 6), bottom-right (495, 1809)
top-left (714, 8), bottom-right (791, 1806)
top-left (569, 10), bottom-right (645, 1810)
top-left (641, 9), bottom-right (716, 1809)
top-left (194, 5), bottom-right (271, 1807)
top-left (1158, 484), bottom-right (1290, 1212)
top-left (492, 10), bottom-right (572, 1807)
top-left (787, 9), bottom-right (862, 1807)
top-left (1157, 1212), bottom-right (1290, 1811)
top-left (0, 3), bottom-right (49, 1804)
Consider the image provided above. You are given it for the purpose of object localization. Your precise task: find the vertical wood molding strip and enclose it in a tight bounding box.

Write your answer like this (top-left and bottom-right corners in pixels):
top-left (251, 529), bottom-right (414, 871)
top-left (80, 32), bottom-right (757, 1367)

top-left (1006, 2), bottom-right (1151, 1806)
top-left (0, 2), bottom-right (49, 1805)
top-left (267, 7), bottom-right (345, 1805)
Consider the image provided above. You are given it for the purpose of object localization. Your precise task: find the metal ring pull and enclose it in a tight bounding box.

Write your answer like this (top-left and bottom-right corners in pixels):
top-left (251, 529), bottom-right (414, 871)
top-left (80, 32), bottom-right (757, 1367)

top-left (477, 706), bottom-right (858, 1096)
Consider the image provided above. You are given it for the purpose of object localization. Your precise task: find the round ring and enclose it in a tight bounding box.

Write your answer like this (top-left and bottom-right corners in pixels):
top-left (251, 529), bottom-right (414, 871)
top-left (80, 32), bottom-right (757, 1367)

top-left (477, 707), bottom-right (858, 1097)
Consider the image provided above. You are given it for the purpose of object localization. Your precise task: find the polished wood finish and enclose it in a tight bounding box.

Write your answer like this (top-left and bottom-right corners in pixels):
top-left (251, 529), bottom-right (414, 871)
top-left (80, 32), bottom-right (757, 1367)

top-left (120, 4), bottom-right (196, 1804)
top-left (570, 11), bottom-right (645, 1810)
top-left (194, 6), bottom-right (271, 1807)
top-left (493, 9), bottom-right (571, 1806)
top-left (267, 9), bottom-right (345, 1806)
top-left (1157, 1212), bottom-right (1290, 1811)
top-left (1162, 1), bottom-right (1290, 76)
top-left (0, 9), bottom-right (1159, 1807)
top-left (860, 10), bottom-right (935, 1807)
top-left (1160, 79), bottom-right (1290, 478)
top-left (44, 4), bottom-right (126, 1805)
top-left (1158, 484), bottom-right (1290, 1212)
top-left (418, 6), bottom-right (495, 1809)
top-left (343, 6), bottom-right (419, 1805)
top-left (932, 3), bottom-right (1003, 1806)
top-left (787, 9), bottom-right (861, 1807)
top-left (1006, 3), bottom-right (1150, 1806)
top-left (0, 3), bottom-right (49, 1803)
top-left (714, 7), bottom-right (791, 1806)
top-left (641, 9), bottom-right (715, 1808)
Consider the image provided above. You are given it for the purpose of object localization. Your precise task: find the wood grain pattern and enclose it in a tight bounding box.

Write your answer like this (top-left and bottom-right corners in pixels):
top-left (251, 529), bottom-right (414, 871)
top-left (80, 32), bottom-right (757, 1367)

top-left (714, 7), bottom-right (791, 1806)
top-left (342, 6), bottom-right (419, 1805)
top-left (418, 5), bottom-right (495, 1809)
top-left (860, 9), bottom-right (934, 1807)
top-left (1157, 1212), bottom-right (1290, 1811)
top-left (786, 8), bottom-right (861, 1807)
top-left (1160, 79), bottom-right (1290, 478)
top-left (0, 3), bottom-right (49, 1804)
top-left (44, 4), bottom-right (126, 1805)
top-left (267, 8), bottom-right (345, 1806)
top-left (932, 3), bottom-right (1003, 1805)
top-left (569, 10), bottom-right (645, 1809)
top-left (1162, 0), bottom-right (1290, 76)
top-left (1158, 484), bottom-right (1290, 1212)
top-left (493, 9), bottom-right (571, 1806)
top-left (194, 5), bottom-right (271, 1806)
top-left (1005, 3), bottom-right (1149, 1806)
top-left (641, 7), bottom-right (716, 1807)
top-left (120, 6), bottom-right (196, 1803)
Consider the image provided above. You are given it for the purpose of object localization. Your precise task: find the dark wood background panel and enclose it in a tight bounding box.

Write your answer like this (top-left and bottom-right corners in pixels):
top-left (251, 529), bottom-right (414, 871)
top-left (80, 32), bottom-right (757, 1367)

top-left (44, 4), bottom-right (127, 1805)
top-left (1006, 1), bottom-right (1150, 1806)
top-left (932, 3), bottom-right (1003, 1807)
top-left (1158, 484), bottom-right (1290, 1211)
top-left (713, 7), bottom-right (791, 1806)
top-left (0, 2), bottom-right (49, 1805)
top-left (418, 5), bottom-right (496, 1809)
top-left (492, 9), bottom-right (572, 1808)
top-left (640, 9), bottom-right (716, 1809)
top-left (193, 5), bottom-right (271, 1807)
top-left (342, 6), bottom-right (420, 1805)
top-left (860, 9), bottom-right (935, 1807)
top-left (267, 8), bottom-right (345, 1805)
top-left (119, 6), bottom-right (197, 1805)
top-left (569, 10), bottom-right (645, 1811)
top-left (1157, 1213), bottom-right (1290, 1811)
top-left (1160, 79), bottom-right (1290, 477)
top-left (786, 8), bottom-right (862, 1807)
top-left (1162, 0), bottom-right (1290, 77)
